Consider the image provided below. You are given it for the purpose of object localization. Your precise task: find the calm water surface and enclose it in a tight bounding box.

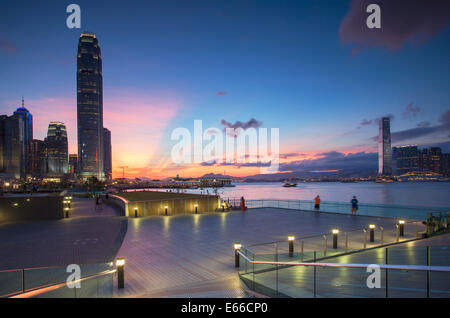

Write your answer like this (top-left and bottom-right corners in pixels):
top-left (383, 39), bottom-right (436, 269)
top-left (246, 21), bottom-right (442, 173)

top-left (166, 182), bottom-right (450, 208)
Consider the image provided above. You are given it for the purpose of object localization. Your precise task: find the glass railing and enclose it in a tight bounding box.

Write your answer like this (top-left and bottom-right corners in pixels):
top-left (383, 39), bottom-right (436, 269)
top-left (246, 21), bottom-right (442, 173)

top-left (0, 262), bottom-right (115, 298)
top-left (238, 245), bottom-right (450, 298)
top-left (222, 198), bottom-right (449, 221)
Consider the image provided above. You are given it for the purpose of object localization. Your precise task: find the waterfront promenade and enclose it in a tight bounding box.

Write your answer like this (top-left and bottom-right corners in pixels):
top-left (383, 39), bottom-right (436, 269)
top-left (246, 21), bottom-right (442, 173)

top-left (114, 207), bottom-right (424, 298)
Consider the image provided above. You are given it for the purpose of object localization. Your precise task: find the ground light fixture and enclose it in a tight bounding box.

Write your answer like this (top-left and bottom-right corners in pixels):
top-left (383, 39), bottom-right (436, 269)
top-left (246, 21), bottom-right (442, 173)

top-left (332, 229), bottom-right (339, 249)
top-left (369, 224), bottom-right (376, 242)
top-left (165, 206), bottom-right (168, 216)
top-left (65, 207), bottom-right (69, 218)
top-left (399, 220), bottom-right (405, 237)
top-left (288, 235), bottom-right (295, 257)
top-left (134, 207), bottom-right (138, 218)
top-left (234, 243), bottom-right (242, 268)
top-left (116, 257), bottom-right (125, 289)
top-left (194, 204), bottom-right (198, 214)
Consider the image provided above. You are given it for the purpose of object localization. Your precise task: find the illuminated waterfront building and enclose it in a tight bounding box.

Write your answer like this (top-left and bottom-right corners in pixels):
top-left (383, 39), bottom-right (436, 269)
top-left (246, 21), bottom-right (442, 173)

top-left (378, 117), bottom-right (392, 176)
top-left (45, 122), bottom-right (68, 175)
top-left (77, 32), bottom-right (104, 180)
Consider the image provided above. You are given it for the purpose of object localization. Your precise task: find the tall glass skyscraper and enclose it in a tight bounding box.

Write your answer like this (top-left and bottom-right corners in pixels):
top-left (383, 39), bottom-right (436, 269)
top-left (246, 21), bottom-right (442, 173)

top-left (77, 32), bottom-right (104, 180)
top-left (13, 98), bottom-right (33, 176)
top-left (378, 117), bottom-right (392, 176)
top-left (45, 122), bottom-right (68, 175)
top-left (103, 127), bottom-right (112, 180)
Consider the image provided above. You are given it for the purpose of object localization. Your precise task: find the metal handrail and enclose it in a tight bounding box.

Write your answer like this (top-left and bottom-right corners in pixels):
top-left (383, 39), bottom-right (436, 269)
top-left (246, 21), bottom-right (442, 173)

top-left (237, 250), bottom-right (450, 273)
top-left (8, 269), bottom-right (117, 298)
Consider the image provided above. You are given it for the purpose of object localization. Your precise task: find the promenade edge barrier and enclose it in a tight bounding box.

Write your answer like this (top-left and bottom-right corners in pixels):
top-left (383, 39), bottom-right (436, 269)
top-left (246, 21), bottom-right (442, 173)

top-left (223, 198), bottom-right (449, 222)
top-left (237, 245), bottom-right (450, 298)
top-left (0, 262), bottom-right (116, 298)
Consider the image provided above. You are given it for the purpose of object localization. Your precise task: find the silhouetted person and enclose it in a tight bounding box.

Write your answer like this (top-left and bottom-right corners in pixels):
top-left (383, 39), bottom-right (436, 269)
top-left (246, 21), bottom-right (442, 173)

top-left (314, 195), bottom-right (321, 211)
top-left (351, 196), bottom-right (358, 215)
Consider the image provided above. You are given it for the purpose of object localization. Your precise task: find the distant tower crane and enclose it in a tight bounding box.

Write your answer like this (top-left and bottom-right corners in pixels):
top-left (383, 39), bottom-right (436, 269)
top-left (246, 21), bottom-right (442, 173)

top-left (119, 166), bottom-right (128, 179)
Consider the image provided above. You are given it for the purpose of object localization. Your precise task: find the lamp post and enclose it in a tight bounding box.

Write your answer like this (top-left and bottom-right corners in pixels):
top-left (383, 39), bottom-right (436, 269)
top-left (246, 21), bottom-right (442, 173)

top-left (399, 220), bottom-right (405, 237)
top-left (64, 207), bottom-right (69, 218)
top-left (194, 204), bottom-right (198, 214)
top-left (165, 206), bottom-right (168, 216)
top-left (116, 258), bottom-right (125, 289)
top-left (234, 243), bottom-right (242, 268)
top-left (332, 229), bottom-right (339, 249)
top-left (288, 235), bottom-right (295, 257)
top-left (369, 224), bottom-right (376, 242)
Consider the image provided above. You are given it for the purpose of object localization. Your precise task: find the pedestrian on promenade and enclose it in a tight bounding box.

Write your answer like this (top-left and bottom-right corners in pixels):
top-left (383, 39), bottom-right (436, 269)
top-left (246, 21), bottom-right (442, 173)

top-left (95, 195), bottom-right (99, 210)
top-left (351, 196), bottom-right (358, 215)
top-left (314, 195), bottom-right (321, 212)
top-left (240, 197), bottom-right (246, 211)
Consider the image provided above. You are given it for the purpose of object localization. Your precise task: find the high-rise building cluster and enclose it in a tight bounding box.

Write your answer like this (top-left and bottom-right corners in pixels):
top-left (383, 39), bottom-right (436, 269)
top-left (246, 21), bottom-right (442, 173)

top-left (393, 145), bottom-right (450, 177)
top-left (0, 32), bottom-right (112, 182)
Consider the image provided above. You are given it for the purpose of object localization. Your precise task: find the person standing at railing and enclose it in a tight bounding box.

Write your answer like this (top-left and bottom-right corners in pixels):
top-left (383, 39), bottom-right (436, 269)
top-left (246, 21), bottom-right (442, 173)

top-left (351, 196), bottom-right (358, 215)
top-left (241, 196), bottom-right (246, 211)
top-left (314, 195), bottom-right (321, 212)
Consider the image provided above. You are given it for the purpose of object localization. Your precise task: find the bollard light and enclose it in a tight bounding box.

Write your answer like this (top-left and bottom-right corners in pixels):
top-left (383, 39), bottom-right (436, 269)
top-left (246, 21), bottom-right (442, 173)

top-left (116, 257), bottom-right (125, 289)
top-left (134, 207), bottom-right (138, 218)
top-left (288, 235), bottom-right (295, 257)
top-left (369, 224), bottom-right (376, 242)
top-left (332, 229), bottom-right (339, 249)
top-left (222, 203), bottom-right (225, 212)
top-left (65, 207), bottom-right (69, 218)
top-left (399, 220), bottom-right (405, 237)
top-left (165, 206), bottom-right (168, 216)
top-left (194, 204), bottom-right (198, 214)
top-left (234, 243), bottom-right (242, 268)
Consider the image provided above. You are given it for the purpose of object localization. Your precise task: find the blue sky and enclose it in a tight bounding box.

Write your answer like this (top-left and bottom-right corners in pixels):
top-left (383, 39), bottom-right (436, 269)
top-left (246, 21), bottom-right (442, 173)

top-left (0, 0), bottom-right (449, 177)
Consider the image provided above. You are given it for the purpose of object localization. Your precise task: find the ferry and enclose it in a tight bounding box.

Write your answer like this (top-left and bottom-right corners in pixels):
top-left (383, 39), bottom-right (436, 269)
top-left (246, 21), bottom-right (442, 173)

top-left (282, 182), bottom-right (297, 187)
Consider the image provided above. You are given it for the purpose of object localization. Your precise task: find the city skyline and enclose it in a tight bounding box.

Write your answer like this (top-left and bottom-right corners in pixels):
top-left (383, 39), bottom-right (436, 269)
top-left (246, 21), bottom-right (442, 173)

top-left (0, 1), bottom-right (449, 179)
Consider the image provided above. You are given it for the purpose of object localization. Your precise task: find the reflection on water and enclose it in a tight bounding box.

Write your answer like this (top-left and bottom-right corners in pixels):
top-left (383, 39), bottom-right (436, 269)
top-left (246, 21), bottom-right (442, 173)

top-left (157, 182), bottom-right (450, 208)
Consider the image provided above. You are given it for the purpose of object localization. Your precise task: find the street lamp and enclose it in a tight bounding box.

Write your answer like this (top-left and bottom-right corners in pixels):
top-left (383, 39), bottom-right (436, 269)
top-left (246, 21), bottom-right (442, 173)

top-left (116, 257), bottom-right (125, 289)
top-left (332, 229), bottom-right (339, 249)
top-left (234, 243), bottom-right (242, 268)
top-left (369, 224), bottom-right (376, 242)
top-left (399, 220), bottom-right (405, 237)
top-left (288, 235), bottom-right (295, 257)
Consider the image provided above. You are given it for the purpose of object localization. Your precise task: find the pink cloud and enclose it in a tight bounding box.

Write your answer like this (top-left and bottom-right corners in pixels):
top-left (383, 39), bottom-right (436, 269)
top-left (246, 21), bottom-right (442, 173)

top-left (340, 0), bottom-right (450, 51)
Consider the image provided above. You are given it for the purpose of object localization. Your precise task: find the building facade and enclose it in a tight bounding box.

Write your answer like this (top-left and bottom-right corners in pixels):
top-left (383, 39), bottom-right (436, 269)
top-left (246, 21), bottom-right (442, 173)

top-left (27, 139), bottom-right (45, 177)
top-left (103, 127), bottom-right (112, 180)
top-left (77, 32), bottom-right (104, 180)
top-left (0, 114), bottom-right (25, 179)
top-left (13, 100), bottom-right (33, 175)
top-left (69, 154), bottom-right (78, 176)
top-left (392, 145), bottom-right (419, 175)
top-left (45, 122), bottom-right (68, 175)
top-left (378, 117), bottom-right (392, 176)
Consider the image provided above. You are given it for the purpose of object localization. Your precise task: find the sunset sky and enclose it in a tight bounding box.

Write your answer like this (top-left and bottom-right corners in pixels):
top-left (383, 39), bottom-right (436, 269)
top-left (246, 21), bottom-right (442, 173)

top-left (0, 0), bottom-right (449, 178)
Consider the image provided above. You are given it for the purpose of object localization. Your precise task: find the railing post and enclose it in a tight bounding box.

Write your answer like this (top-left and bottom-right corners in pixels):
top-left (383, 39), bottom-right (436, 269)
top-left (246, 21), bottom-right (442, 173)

top-left (323, 235), bottom-right (327, 256)
top-left (427, 246), bottom-right (430, 298)
top-left (396, 224), bottom-right (400, 242)
top-left (275, 243), bottom-right (278, 297)
top-left (22, 269), bottom-right (25, 293)
top-left (345, 232), bottom-right (348, 252)
top-left (385, 248), bottom-right (388, 298)
top-left (313, 251), bottom-right (317, 298)
top-left (380, 226), bottom-right (384, 245)
top-left (363, 229), bottom-right (367, 249)
top-left (301, 240), bottom-right (304, 261)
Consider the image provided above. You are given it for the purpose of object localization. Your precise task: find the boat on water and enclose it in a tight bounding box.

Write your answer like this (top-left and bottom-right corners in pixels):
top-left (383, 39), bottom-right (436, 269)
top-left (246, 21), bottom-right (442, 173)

top-left (283, 182), bottom-right (297, 187)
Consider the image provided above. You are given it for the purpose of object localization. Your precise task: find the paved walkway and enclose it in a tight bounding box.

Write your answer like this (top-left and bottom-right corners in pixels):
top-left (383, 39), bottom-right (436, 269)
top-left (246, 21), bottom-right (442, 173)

top-left (114, 207), bottom-right (422, 297)
top-left (0, 197), bottom-right (127, 270)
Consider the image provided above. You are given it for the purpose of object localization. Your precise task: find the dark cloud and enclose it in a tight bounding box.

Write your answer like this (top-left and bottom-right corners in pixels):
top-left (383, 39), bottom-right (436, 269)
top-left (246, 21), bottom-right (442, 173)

top-left (220, 118), bottom-right (263, 137)
top-left (359, 114), bottom-right (394, 127)
top-left (340, 0), bottom-right (450, 51)
top-left (279, 151), bottom-right (377, 172)
top-left (0, 34), bottom-right (16, 53)
top-left (279, 152), bottom-right (307, 159)
top-left (403, 102), bottom-right (421, 119)
top-left (217, 91), bottom-right (227, 96)
top-left (370, 109), bottom-right (450, 142)
top-left (417, 121), bottom-right (431, 127)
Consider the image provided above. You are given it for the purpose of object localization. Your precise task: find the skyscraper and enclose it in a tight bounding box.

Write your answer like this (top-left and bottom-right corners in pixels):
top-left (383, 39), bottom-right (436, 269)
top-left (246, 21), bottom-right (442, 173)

top-left (27, 139), bottom-right (45, 177)
top-left (103, 127), bottom-right (112, 180)
top-left (77, 32), bottom-right (104, 180)
top-left (69, 154), bottom-right (78, 176)
top-left (378, 117), bottom-right (392, 176)
top-left (14, 98), bottom-right (33, 176)
top-left (0, 114), bottom-right (24, 179)
top-left (45, 122), bottom-right (68, 175)
top-left (392, 145), bottom-right (419, 175)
